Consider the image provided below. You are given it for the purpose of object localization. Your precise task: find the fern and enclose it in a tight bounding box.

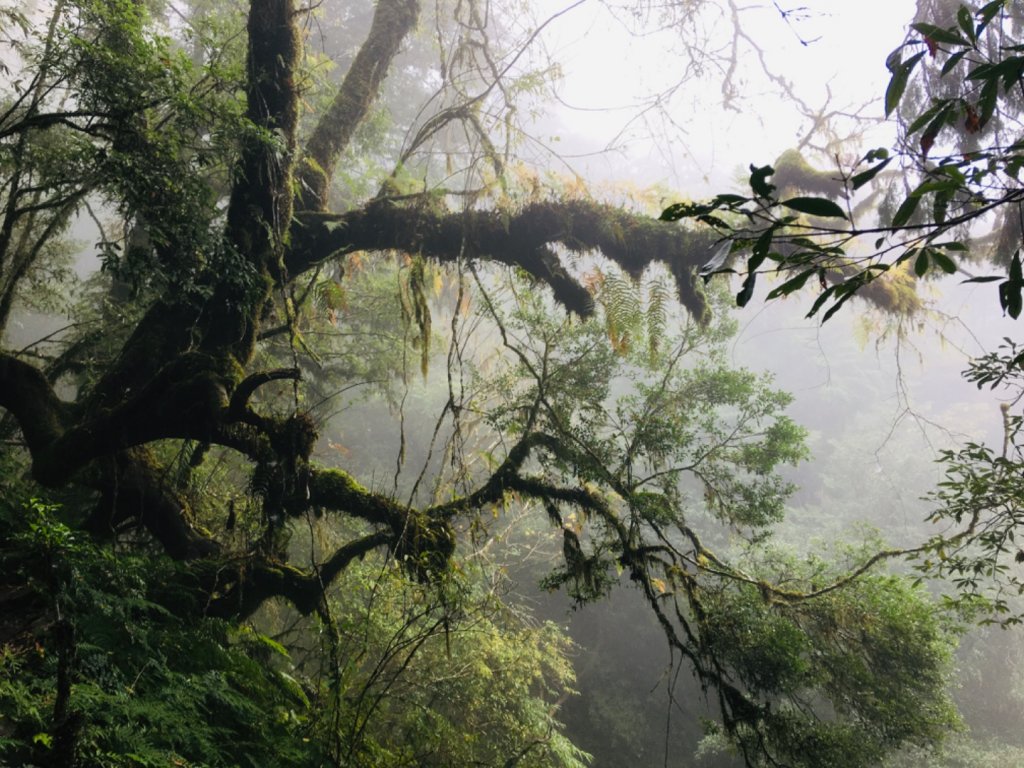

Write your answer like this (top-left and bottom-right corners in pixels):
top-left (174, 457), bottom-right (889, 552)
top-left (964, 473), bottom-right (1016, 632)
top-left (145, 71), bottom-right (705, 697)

top-left (599, 270), bottom-right (641, 355)
top-left (644, 271), bottom-right (671, 361)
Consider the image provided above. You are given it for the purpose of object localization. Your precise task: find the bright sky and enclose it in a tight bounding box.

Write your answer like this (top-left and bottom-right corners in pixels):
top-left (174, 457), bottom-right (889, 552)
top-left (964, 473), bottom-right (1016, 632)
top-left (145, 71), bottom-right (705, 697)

top-left (542, 0), bottom-right (916, 196)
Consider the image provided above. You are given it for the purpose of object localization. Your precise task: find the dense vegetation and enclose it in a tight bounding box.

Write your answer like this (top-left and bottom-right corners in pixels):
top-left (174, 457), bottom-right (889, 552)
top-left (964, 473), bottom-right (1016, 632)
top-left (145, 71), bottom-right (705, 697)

top-left (0, 0), bottom-right (1020, 766)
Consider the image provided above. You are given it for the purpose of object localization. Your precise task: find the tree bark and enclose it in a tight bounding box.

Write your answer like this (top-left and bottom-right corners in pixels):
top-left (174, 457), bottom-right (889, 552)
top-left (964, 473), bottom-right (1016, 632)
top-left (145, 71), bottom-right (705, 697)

top-left (296, 0), bottom-right (421, 211)
top-left (288, 198), bottom-right (714, 320)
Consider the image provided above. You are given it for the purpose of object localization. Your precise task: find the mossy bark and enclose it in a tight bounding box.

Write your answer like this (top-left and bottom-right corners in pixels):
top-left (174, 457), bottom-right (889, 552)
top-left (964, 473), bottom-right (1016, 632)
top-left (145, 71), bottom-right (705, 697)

top-left (289, 199), bottom-right (715, 320)
top-left (296, 0), bottom-right (421, 211)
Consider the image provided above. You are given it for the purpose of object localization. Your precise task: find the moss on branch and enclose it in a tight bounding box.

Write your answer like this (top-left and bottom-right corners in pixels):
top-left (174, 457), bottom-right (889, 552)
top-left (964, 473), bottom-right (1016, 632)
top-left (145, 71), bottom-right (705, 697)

top-left (306, 466), bottom-right (454, 580)
top-left (289, 199), bottom-right (715, 320)
top-left (307, 467), bottom-right (402, 526)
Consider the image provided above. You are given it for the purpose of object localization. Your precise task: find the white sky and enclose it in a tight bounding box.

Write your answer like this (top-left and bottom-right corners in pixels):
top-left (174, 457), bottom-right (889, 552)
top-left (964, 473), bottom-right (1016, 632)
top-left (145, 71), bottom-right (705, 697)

top-left (541, 0), bottom-right (916, 196)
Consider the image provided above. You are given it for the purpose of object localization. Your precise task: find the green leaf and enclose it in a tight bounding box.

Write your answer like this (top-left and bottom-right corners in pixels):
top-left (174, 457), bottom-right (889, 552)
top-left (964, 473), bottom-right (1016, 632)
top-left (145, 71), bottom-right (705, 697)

top-left (806, 284), bottom-right (837, 318)
top-left (747, 252), bottom-right (767, 273)
top-left (979, 76), bottom-right (999, 127)
top-left (918, 103), bottom-right (956, 155)
top-left (907, 99), bottom-right (951, 136)
top-left (886, 51), bottom-right (926, 117)
top-left (914, 177), bottom-right (962, 195)
top-left (891, 194), bottom-right (922, 228)
top-left (736, 271), bottom-right (757, 307)
top-left (960, 275), bottom-right (1001, 284)
top-left (713, 193), bottom-right (750, 206)
top-left (911, 22), bottom-right (969, 47)
top-left (821, 289), bottom-right (857, 323)
top-left (780, 197), bottom-right (847, 219)
top-left (940, 49), bottom-right (969, 77)
top-left (931, 251), bottom-right (958, 274)
top-left (957, 6), bottom-right (976, 44)
top-left (996, 57), bottom-right (1024, 89)
top-left (697, 215), bottom-right (731, 229)
top-left (1000, 280), bottom-right (1023, 318)
top-left (753, 226), bottom-right (776, 258)
top-left (977, 0), bottom-right (1007, 35)
top-left (659, 203), bottom-right (691, 221)
top-left (766, 268), bottom-right (817, 299)
top-left (851, 158), bottom-right (892, 190)
top-left (1000, 252), bottom-right (1023, 318)
top-left (914, 251), bottom-right (931, 277)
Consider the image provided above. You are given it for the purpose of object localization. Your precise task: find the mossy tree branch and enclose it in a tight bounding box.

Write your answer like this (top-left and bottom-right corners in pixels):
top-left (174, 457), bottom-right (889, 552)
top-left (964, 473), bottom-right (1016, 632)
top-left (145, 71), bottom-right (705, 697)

top-left (205, 532), bottom-right (392, 619)
top-left (0, 352), bottom-right (68, 453)
top-left (288, 199), bottom-right (715, 319)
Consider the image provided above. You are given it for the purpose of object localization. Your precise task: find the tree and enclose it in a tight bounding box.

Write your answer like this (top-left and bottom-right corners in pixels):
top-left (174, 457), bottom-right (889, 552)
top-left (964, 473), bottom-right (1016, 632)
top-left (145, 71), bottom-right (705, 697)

top-left (0, 1), bottom-right (961, 766)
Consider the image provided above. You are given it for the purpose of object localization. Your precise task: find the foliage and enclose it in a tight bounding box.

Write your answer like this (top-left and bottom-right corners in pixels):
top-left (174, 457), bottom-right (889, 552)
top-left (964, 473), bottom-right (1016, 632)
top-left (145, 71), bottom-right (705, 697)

top-left (309, 555), bottom-right (589, 767)
top-left (660, 1), bottom-right (1024, 321)
top-left (0, 0), bottom-right (251, 317)
top-left (701, 543), bottom-right (959, 768)
top-left (0, 497), bottom-right (319, 768)
top-left (905, 339), bottom-right (1024, 623)
top-left (462, 274), bottom-right (959, 766)
top-left (0, 493), bottom-right (593, 767)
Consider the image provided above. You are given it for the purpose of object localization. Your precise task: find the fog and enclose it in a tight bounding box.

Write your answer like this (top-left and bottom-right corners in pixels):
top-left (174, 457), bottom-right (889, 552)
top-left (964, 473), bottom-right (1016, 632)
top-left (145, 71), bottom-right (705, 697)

top-left (3, 0), bottom-right (1024, 766)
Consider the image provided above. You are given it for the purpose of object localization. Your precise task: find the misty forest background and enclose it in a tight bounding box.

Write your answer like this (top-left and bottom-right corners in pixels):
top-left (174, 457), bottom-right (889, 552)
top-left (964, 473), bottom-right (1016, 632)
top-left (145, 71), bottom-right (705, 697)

top-left (3, 0), bottom-right (1024, 766)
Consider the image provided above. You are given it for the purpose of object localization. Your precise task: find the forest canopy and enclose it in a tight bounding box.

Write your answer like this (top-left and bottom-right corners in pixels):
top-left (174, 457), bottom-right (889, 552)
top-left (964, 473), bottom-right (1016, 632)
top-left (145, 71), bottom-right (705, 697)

top-left (0, 0), bottom-right (1010, 766)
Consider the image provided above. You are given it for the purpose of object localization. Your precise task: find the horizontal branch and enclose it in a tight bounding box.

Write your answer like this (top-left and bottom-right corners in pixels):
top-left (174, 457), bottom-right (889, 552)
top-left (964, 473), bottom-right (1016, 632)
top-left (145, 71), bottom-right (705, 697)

top-left (288, 199), bottom-right (714, 320)
top-left (228, 367), bottom-right (301, 424)
top-left (307, 467), bottom-right (405, 528)
top-left (306, 466), bottom-right (453, 580)
top-left (0, 352), bottom-right (68, 453)
top-left (428, 431), bottom-right (562, 518)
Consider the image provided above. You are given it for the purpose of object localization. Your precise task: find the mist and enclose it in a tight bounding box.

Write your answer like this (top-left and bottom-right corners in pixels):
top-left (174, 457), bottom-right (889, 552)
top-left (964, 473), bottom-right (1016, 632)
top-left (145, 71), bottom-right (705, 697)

top-left (2, 1), bottom-right (1024, 767)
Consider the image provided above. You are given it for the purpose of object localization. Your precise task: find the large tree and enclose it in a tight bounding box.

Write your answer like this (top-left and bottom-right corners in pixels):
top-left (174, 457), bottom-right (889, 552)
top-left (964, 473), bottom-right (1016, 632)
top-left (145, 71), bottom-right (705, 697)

top-left (0, 1), bottom-right (960, 766)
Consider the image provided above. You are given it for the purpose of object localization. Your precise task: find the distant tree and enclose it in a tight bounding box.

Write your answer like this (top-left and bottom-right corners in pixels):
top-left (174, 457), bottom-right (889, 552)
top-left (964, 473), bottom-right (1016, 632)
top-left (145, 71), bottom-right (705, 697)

top-left (0, 1), bottom-right (961, 766)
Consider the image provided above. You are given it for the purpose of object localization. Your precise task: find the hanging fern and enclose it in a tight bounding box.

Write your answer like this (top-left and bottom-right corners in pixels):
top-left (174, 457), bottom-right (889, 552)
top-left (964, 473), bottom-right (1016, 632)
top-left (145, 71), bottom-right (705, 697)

top-left (598, 269), bottom-right (641, 355)
top-left (644, 271), bottom-right (672, 361)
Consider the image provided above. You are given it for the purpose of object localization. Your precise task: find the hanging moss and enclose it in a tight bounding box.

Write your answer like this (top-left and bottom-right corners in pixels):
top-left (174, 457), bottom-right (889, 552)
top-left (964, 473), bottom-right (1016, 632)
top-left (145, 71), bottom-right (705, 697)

top-left (291, 198), bottom-right (715, 322)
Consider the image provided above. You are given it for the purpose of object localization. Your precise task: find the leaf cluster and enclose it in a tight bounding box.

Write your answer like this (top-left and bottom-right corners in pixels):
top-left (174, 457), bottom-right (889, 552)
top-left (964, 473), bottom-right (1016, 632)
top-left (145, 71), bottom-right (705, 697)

top-left (658, 1), bottom-right (1024, 321)
top-left (913, 339), bottom-right (1024, 623)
